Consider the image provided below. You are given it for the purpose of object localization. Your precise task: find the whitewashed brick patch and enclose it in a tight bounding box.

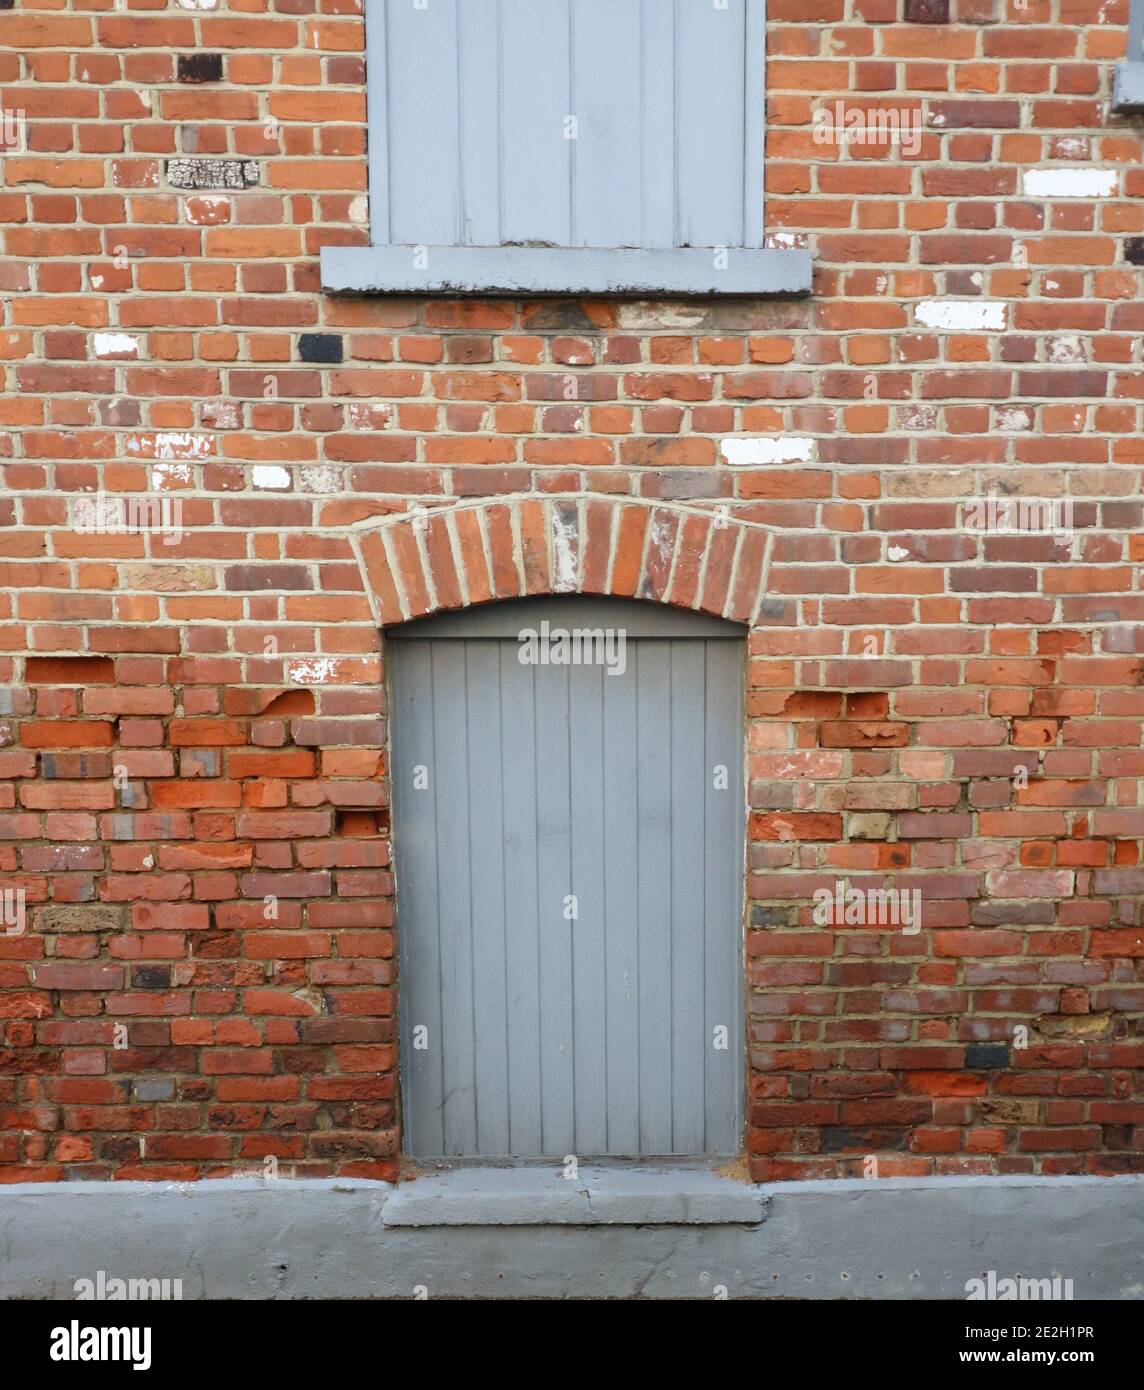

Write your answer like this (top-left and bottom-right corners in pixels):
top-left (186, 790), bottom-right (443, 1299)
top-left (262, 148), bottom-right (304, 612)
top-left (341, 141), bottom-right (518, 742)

top-left (92, 333), bottom-right (138, 360)
top-left (914, 301), bottom-right (1006, 331)
top-left (720, 437), bottom-right (815, 466)
top-left (252, 466), bottom-right (292, 490)
top-left (1022, 168), bottom-right (1118, 198)
top-left (126, 433), bottom-right (212, 461)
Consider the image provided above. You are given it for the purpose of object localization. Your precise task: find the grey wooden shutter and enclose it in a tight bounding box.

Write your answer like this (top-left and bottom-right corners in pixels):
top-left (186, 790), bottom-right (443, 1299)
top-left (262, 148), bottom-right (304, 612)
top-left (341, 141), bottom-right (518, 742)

top-left (1115, 0), bottom-right (1144, 109)
top-left (321, 0), bottom-right (813, 294)
top-left (369, 0), bottom-right (765, 251)
top-left (388, 597), bottom-right (746, 1160)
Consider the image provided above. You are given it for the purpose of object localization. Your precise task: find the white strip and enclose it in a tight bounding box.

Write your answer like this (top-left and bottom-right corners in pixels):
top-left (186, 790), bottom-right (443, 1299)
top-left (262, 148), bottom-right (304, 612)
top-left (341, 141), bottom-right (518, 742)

top-left (1022, 168), bottom-right (1118, 198)
top-left (915, 300), bottom-right (1006, 331)
top-left (92, 332), bottom-right (137, 358)
top-left (720, 437), bottom-right (815, 466)
top-left (252, 465), bottom-right (291, 490)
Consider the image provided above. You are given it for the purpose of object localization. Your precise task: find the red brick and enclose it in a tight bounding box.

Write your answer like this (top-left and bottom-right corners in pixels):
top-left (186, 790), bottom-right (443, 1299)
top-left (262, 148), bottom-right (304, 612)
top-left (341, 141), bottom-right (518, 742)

top-left (0, 8), bottom-right (1140, 1188)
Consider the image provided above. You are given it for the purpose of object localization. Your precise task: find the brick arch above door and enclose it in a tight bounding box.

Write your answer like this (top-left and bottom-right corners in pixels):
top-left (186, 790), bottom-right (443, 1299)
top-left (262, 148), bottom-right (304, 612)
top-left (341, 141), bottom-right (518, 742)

top-left (349, 496), bottom-right (772, 629)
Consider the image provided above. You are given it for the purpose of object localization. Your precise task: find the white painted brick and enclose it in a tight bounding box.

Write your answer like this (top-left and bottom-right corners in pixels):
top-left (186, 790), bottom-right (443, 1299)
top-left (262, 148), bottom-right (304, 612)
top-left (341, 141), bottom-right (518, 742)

top-left (720, 437), bottom-right (815, 466)
top-left (1022, 168), bottom-right (1118, 198)
top-left (252, 465), bottom-right (292, 490)
top-left (915, 301), bottom-right (1006, 331)
top-left (92, 333), bottom-right (138, 359)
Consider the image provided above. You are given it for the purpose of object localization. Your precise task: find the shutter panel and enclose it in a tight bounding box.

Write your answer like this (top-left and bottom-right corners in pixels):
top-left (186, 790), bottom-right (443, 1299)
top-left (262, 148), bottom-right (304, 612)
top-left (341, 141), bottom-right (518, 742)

top-left (1113, 4), bottom-right (1144, 114)
top-left (328, 0), bottom-right (810, 292)
top-left (370, 0), bottom-right (765, 252)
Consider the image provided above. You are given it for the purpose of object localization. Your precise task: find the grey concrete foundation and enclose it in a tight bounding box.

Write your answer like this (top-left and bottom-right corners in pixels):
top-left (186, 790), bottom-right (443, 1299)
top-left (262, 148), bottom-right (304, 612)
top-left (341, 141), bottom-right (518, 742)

top-left (2, 1172), bottom-right (1142, 1300)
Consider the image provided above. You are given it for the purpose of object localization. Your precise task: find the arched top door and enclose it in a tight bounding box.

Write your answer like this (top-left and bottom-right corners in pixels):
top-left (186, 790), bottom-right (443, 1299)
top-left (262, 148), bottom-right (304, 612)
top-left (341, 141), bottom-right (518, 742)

top-left (388, 595), bottom-right (746, 1161)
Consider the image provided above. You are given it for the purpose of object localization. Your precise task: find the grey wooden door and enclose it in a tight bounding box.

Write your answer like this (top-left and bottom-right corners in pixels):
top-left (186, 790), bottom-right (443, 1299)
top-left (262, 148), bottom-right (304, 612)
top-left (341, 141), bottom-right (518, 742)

top-left (388, 597), bottom-right (746, 1160)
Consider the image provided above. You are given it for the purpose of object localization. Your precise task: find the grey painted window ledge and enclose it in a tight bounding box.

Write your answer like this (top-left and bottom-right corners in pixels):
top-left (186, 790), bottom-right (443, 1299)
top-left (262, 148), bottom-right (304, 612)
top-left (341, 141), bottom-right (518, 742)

top-left (1114, 62), bottom-right (1144, 111)
top-left (381, 1165), bottom-right (768, 1227)
top-left (320, 245), bottom-right (813, 298)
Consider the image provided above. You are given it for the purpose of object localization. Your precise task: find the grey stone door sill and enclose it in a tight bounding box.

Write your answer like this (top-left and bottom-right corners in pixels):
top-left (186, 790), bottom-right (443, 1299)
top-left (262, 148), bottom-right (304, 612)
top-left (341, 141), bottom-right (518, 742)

top-left (382, 1162), bottom-right (766, 1227)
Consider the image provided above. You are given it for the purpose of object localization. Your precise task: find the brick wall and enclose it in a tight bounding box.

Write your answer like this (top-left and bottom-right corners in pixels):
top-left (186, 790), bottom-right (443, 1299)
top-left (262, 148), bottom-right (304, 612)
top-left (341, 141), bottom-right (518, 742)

top-left (1, 0), bottom-right (1143, 1182)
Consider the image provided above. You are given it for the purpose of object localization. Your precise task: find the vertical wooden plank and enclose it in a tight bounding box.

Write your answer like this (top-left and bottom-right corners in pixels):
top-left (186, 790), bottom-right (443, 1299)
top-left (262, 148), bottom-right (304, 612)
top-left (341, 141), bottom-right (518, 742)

top-left (390, 640), bottom-right (445, 1157)
top-left (1132, 0), bottom-right (1144, 61)
top-left (703, 638), bottom-right (746, 1153)
top-left (669, 639), bottom-right (707, 1154)
top-left (570, 0), bottom-right (643, 247)
top-left (743, 0), bottom-right (767, 248)
top-left (465, 641), bottom-right (510, 1154)
top-left (534, 660), bottom-right (575, 1156)
top-left (636, 639), bottom-right (673, 1153)
top-left (568, 660), bottom-right (608, 1153)
top-left (366, 0), bottom-right (392, 244)
top-left (499, 0), bottom-right (573, 247)
top-left (640, 0), bottom-right (676, 248)
top-left (675, 0), bottom-right (747, 249)
top-left (429, 640), bottom-right (478, 1155)
top-left (384, 0), bottom-right (462, 245)
top-left (602, 646), bottom-right (640, 1154)
top-left (457, 0), bottom-right (502, 245)
top-left (499, 643), bottom-right (544, 1156)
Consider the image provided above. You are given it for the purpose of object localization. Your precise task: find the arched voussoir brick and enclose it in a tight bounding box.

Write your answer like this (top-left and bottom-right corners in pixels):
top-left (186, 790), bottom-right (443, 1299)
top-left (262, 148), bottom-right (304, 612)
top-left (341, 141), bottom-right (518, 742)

top-left (348, 495), bottom-right (772, 629)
